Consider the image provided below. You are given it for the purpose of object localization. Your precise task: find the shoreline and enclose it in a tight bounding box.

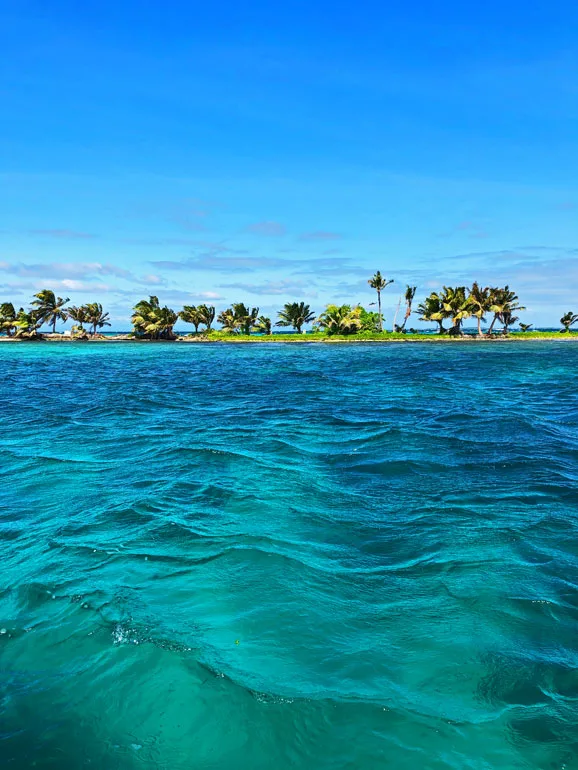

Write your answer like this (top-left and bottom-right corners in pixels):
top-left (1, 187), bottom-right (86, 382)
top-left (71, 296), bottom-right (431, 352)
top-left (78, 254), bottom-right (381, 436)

top-left (1, 333), bottom-right (577, 344)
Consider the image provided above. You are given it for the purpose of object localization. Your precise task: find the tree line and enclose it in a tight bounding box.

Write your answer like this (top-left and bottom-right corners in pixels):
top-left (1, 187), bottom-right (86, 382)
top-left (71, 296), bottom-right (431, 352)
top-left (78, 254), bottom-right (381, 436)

top-left (1, 276), bottom-right (577, 339)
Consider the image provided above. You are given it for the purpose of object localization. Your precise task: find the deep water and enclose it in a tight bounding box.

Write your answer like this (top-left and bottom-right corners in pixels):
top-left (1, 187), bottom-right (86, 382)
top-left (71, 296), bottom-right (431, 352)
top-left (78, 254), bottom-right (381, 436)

top-left (1, 342), bottom-right (577, 769)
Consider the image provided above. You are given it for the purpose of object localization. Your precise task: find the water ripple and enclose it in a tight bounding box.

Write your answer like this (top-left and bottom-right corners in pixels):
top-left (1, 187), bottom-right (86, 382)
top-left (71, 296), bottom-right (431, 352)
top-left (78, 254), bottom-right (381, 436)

top-left (0, 342), bottom-right (577, 768)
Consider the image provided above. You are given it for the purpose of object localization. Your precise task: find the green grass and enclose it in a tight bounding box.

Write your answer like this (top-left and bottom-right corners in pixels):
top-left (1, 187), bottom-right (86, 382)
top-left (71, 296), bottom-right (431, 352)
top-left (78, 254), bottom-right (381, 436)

top-left (5, 330), bottom-right (576, 344)
top-left (199, 330), bottom-right (578, 343)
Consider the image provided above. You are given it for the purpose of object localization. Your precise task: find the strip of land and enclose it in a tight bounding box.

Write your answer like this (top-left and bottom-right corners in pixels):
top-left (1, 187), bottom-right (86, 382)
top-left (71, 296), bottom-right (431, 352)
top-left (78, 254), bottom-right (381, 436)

top-left (1, 332), bottom-right (577, 344)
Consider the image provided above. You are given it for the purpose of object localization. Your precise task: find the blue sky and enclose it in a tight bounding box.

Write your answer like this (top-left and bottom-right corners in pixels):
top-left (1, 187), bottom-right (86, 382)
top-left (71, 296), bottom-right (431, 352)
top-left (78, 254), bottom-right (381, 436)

top-left (1, 0), bottom-right (577, 327)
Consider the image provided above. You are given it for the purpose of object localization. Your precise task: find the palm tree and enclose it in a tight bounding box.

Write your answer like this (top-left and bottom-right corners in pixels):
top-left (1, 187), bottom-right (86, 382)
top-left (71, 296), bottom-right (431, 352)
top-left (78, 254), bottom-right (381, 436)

top-left (157, 306), bottom-right (178, 339)
top-left (31, 289), bottom-right (69, 333)
top-left (440, 286), bottom-right (472, 335)
top-left (14, 308), bottom-right (42, 338)
top-left (84, 302), bottom-right (111, 336)
top-left (500, 310), bottom-right (519, 335)
top-left (276, 301), bottom-right (315, 333)
top-left (132, 296), bottom-right (177, 339)
top-left (198, 304), bottom-right (215, 331)
top-left (469, 282), bottom-right (491, 337)
top-left (399, 285), bottom-right (417, 332)
top-left (217, 307), bottom-right (238, 333)
top-left (132, 296), bottom-right (159, 337)
top-left (0, 302), bottom-right (17, 337)
top-left (67, 305), bottom-right (89, 330)
top-left (316, 304), bottom-right (362, 335)
top-left (519, 323), bottom-right (533, 332)
top-left (368, 271), bottom-right (393, 332)
top-left (560, 312), bottom-right (578, 333)
top-left (180, 305), bottom-right (204, 333)
top-left (232, 303), bottom-right (259, 335)
top-left (488, 287), bottom-right (525, 336)
top-left (417, 293), bottom-right (446, 334)
top-left (256, 315), bottom-right (272, 335)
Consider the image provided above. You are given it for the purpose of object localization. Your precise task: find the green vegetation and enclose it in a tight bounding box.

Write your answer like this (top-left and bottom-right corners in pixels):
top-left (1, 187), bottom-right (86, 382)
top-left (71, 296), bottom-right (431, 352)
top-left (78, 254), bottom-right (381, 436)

top-left (179, 303), bottom-right (215, 333)
top-left (367, 271), bottom-right (394, 331)
top-left (67, 302), bottom-right (111, 337)
top-left (0, 303), bottom-right (18, 337)
top-left (132, 296), bottom-right (178, 339)
top-left (2, 276), bottom-right (578, 343)
top-left (276, 302), bottom-right (315, 333)
top-left (396, 285), bottom-right (417, 332)
top-left (316, 304), bottom-right (362, 335)
top-left (256, 315), bottom-right (272, 335)
top-left (31, 290), bottom-right (69, 333)
top-left (560, 312), bottom-right (578, 333)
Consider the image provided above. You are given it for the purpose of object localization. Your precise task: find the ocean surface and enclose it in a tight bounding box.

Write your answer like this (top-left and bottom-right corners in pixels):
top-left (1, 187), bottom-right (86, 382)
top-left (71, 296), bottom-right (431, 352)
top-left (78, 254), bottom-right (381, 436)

top-left (1, 342), bottom-right (577, 770)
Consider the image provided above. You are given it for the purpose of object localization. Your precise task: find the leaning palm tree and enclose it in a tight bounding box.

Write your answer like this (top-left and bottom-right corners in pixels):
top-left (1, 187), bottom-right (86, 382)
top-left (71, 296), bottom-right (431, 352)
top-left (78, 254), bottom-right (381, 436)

top-left (276, 301), bottom-right (315, 333)
top-left (132, 296), bottom-right (177, 339)
top-left (560, 311), bottom-right (578, 333)
top-left (0, 302), bottom-right (17, 337)
top-left (156, 306), bottom-right (178, 339)
top-left (417, 293), bottom-right (446, 334)
top-left (468, 282), bottom-right (491, 337)
top-left (256, 315), bottom-right (272, 335)
top-left (368, 271), bottom-right (393, 331)
top-left (500, 310), bottom-right (519, 335)
top-left (180, 305), bottom-right (204, 333)
top-left (31, 289), bottom-right (69, 333)
top-left (232, 303), bottom-right (259, 335)
top-left (488, 287), bottom-right (525, 336)
top-left (316, 304), bottom-right (362, 335)
top-left (217, 307), bottom-right (239, 333)
top-left (14, 308), bottom-right (43, 338)
top-left (84, 302), bottom-right (111, 336)
top-left (197, 304), bottom-right (215, 331)
top-left (67, 305), bottom-right (89, 330)
top-left (132, 296), bottom-right (160, 337)
top-left (399, 285), bottom-right (417, 331)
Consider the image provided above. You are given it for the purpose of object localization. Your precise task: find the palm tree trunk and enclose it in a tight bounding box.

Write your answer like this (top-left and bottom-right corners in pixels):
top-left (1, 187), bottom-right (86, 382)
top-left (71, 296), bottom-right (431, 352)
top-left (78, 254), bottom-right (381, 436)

top-left (487, 314), bottom-right (498, 336)
top-left (400, 307), bottom-right (409, 331)
top-left (392, 297), bottom-right (401, 333)
top-left (477, 316), bottom-right (482, 337)
top-left (377, 291), bottom-right (382, 332)
top-left (52, 317), bottom-right (57, 333)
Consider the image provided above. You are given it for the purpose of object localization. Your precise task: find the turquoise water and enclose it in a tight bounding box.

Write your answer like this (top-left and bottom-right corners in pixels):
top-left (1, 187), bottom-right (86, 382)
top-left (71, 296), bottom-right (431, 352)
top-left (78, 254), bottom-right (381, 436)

top-left (1, 342), bottom-right (577, 769)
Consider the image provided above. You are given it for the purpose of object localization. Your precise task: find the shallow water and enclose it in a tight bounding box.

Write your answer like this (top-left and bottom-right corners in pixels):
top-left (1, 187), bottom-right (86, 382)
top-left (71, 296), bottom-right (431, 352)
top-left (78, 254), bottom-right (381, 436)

top-left (0, 342), bottom-right (577, 769)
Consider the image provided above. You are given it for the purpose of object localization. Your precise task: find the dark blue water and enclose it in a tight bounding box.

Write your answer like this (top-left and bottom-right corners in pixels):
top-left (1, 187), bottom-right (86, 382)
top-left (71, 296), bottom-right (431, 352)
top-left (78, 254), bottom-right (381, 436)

top-left (1, 342), bottom-right (577, 769)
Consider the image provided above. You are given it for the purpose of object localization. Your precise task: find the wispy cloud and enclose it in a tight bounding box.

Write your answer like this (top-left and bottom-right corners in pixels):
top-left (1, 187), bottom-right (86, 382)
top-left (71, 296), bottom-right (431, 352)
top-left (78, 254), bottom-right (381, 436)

top-left (0, 261), bottom-right (129, 279)
top-left (220, 279), bottom-right (316, 296)
top-left (142, 289), bottom-right (225, 302)
top-left (0, 261), bottom-right (166, 287)
top-left (332, 278), bottom-right (374, 298)
top-left (52, 279), bottom-right (114, 292)
top-left (150, 252), bottom-right (361, 275)
top-left (246, 221), bottom-right (287, 236)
